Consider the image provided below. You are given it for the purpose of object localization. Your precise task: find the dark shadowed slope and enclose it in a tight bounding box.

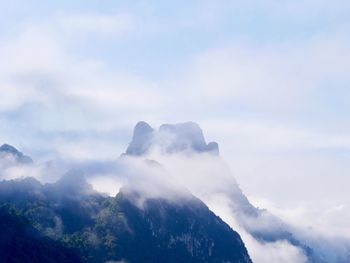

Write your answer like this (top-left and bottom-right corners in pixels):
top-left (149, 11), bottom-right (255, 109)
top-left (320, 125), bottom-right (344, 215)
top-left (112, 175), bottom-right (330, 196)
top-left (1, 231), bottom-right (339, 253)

top-left (0, 173), bottom-right (252, 263)
top-left (95, 188), bottom-right (252, 263)
top-left (0, 204), bottom-right (81, 263)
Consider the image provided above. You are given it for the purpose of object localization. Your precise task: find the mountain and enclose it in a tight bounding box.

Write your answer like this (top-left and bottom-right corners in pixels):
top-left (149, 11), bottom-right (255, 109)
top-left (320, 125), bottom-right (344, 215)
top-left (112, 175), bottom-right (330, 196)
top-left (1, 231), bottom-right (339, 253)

top-left (0, 173), bottom-right (252, 262)
top-left (97, 188), bottom-right (251, 263)
top-left (123, 122), bottom-right (327, 262)
top-left (0, 144), bottom-right (33, 164)
top-left (1, 122), bottom-right (341, 262)
top-left (126, 121), bottom-right (219, 156)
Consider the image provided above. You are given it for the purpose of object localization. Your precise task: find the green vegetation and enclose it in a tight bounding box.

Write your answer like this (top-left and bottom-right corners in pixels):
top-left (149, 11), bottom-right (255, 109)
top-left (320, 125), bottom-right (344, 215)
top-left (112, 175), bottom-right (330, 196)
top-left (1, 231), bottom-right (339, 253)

top-left (0, 177), bottom-right (252, 263)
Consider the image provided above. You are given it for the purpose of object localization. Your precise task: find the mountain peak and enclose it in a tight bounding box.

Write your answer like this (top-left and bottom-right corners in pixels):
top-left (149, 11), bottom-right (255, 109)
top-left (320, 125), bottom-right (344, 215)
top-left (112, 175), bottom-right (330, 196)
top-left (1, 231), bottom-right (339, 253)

top-left (159, 122), bottom-right (205, 144)
top-left (0, 144), bottom-right (33, 164)
top-left (50, 169), bottom-right (94, 195)
top-left (0, 144), bottom-right (18, 153)
top-left (134, 121), bottom-right (153, 135)
top-left (125, 121), bottom-right (219, 156)
top-left (126, 121), bottom-right (154, 156)
top-left (159, 122), bottom-right (219, 154)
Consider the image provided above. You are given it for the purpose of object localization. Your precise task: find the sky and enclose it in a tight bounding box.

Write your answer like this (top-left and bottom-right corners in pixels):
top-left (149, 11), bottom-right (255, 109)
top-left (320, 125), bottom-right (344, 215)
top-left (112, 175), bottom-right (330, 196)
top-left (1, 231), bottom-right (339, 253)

top-left (1, 0), bottom-right (350, 242)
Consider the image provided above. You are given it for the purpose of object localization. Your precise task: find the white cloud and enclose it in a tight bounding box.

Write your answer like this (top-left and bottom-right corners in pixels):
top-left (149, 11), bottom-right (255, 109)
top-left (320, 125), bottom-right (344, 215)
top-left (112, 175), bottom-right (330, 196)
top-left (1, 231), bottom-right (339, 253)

top-left (0, 21), bottom-right (165, 124)
top-left (251, 196), bottom-right (350, 238)
top-left (57, 13), bottom-right (136, 37)
top-left (0, 19), bottom-right (168, 163)
top-left (177, 33), bottom-right (350, 111)
top-left (89, 176), bottom-right (122, 197)
top-left (201, 119), bottom-right (350, 153)
top-left (247, 239), bottom-right (308, 263)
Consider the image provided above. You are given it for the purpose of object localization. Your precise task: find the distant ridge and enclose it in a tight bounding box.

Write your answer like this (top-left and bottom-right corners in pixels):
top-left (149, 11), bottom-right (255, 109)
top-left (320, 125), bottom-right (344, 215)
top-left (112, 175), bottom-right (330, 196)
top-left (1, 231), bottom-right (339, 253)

top-left (0, 144), bottom-right (33, 164)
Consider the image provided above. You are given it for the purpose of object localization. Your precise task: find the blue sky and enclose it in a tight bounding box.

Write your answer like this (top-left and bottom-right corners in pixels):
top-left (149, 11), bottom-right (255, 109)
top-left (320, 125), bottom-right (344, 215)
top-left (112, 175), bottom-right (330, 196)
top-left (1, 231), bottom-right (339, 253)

top-left (1, 0), bottom-right (350, 238)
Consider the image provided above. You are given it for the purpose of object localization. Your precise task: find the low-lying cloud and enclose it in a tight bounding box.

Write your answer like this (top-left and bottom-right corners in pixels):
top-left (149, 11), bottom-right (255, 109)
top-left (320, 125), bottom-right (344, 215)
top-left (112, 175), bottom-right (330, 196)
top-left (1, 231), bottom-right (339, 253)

top-left (1, 133), bottom-right (350, 262)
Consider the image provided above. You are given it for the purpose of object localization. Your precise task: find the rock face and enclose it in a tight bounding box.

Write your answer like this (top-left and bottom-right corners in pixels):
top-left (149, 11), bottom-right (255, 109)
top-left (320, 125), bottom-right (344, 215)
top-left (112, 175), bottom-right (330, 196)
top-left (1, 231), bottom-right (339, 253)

top-left (126, 121), bottom-right (219, 156)
top-left (99, 188), bottom-right (252, 263)
top-left (126, 121), bottom-right (154, 156)
top-left (0, 144), bottom-right (33, 164)
top-left (0, 177), bottom-right (252, 263)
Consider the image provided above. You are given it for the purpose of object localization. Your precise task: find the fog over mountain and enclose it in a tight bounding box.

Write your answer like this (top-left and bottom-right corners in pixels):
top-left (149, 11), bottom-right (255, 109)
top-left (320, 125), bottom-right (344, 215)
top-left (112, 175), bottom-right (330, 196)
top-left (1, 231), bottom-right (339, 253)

top-left (120, 122), bottom-right (350, 262)
top-left (0, 123), bottom-right (255, 262)
top-left (1, 122), bottom-right (349, 262)
top-left (1, 1), bottom-right (350, 262)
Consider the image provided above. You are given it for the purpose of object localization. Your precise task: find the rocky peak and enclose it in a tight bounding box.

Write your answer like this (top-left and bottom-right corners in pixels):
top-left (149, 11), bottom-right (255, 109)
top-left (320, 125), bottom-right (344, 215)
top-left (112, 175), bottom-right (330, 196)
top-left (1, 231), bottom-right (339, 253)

top-left (125, 121), bottom-right (155, 156)
top-left (49, 169), bottom-right (94, 195)
top-left (0, 144), bottom-right (33, 164)
top-left (125, 121), bottom-right (219, 156)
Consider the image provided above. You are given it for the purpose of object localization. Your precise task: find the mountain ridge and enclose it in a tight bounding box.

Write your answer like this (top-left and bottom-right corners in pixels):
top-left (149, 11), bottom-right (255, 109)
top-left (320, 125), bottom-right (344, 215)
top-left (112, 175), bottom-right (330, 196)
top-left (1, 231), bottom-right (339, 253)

top-left (0, 121), bottom-right (340, 262)
top-left (0, 137), bottom-right (253, 263)
top-left (126, 121), bottom-right (219, 156)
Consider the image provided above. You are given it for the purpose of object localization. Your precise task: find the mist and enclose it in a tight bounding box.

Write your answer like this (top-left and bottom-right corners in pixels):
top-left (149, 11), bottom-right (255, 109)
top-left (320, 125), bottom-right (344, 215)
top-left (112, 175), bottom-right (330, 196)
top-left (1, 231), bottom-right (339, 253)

top-left (2, 119), bottom-right (350, 262)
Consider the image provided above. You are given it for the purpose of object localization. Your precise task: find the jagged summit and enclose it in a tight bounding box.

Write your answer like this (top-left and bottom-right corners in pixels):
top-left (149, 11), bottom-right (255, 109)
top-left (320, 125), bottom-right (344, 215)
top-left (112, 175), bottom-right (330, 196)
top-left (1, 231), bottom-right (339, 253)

top-left (126, 121), bottom-right (154, 156)
top-left (126, 121), bottom-right (219, 156)
top-left (134, 121), bottom-right (154, 136)
top-left (159, 122), bottom-right (219, 154)
top-left (0, 144), bottom-right (33, 164)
